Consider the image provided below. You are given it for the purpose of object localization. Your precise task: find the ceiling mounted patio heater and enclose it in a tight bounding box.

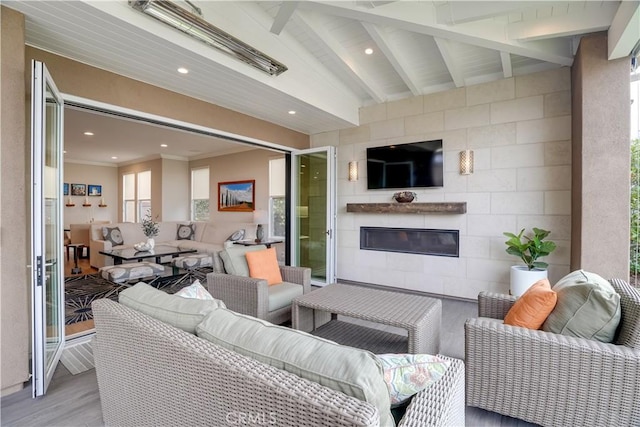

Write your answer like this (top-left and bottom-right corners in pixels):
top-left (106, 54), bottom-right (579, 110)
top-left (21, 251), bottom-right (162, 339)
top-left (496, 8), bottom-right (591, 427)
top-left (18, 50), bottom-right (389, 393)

top-left (129, 0), bottom-right (288, 76)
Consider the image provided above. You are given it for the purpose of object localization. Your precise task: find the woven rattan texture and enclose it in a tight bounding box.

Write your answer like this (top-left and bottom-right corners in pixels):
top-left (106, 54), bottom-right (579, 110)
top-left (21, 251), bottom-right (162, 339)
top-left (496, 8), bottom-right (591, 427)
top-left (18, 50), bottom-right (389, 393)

top-left (466, 280), bottom-right (640, 427)
top-left (311, 320), bottom-right (407, 354)
top-left (293, 284), bottom-right (441, 354)
top-left (92, 298), bottom-right (466, 427)
top-left (92, 299), bottom-right (378, 427)
top-left (206, 266), bottom-right (311, 324)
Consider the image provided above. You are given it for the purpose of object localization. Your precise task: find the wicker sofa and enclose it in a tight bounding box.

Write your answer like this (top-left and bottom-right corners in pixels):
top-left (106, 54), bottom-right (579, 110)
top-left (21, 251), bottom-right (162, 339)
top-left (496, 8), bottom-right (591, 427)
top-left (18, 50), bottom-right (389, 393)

top-left (465, 278), bottom-right (640, 427)
top-left (89, 220), bottom-right (255, 268)
top-left (92, 298), bottom-right (466, 427)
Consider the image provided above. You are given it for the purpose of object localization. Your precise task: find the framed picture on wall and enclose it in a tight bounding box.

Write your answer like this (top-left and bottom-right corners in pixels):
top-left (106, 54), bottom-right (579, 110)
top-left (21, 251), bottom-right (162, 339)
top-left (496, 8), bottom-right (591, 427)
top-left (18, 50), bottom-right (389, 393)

top-left (88, 184), bottom-right (102, 196)
top-left (70, 183), bottom-right (86, 196)
top-left (63, 183), bottom-right (69, 196)
top-left (218, 180), bottom-right (255, 212)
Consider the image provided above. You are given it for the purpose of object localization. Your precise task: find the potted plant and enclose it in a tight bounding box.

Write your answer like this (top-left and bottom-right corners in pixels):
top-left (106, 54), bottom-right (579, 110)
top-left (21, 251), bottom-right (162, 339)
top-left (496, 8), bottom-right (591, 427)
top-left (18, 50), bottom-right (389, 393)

top-left (503, 227), bottom-right (557, 296)
top-left (141, 211), bottom-right (159, 249)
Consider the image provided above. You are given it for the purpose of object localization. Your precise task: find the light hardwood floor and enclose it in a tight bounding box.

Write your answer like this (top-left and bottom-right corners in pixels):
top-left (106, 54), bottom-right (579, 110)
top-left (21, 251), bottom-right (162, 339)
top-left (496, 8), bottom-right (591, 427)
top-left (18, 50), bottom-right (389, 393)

top-left (1, 291), bottom-right (536, 426)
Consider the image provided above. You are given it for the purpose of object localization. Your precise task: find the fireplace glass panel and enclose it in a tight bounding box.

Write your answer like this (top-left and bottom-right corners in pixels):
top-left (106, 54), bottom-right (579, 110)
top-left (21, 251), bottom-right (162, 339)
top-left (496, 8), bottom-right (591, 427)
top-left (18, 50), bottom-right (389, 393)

top-left (360, 227), bottom-right (459, 257)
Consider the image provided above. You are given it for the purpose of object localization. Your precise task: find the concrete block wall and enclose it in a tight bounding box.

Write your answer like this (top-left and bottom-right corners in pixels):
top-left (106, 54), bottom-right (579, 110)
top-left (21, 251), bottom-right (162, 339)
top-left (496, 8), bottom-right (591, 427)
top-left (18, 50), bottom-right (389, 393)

top-left (311, 67), bottom-right (572, 300)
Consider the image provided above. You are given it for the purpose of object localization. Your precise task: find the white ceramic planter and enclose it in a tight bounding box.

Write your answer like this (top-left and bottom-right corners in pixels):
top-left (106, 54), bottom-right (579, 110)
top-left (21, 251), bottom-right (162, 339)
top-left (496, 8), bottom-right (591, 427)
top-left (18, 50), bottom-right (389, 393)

top-left (510, 265), bottom-right (548, 297)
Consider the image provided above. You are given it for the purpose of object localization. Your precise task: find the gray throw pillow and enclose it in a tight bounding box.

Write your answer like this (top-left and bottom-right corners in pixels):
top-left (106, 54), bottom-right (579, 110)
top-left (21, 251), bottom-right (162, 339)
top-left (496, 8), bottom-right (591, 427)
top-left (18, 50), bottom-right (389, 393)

top-left (542, 270), bottom-right (621, 343)
top-left (226, 229), bottom-right (245, 242)
top-left (103, 226), bottom-right (124, 246)
top-left (176, 223), bottom-right (195, 240)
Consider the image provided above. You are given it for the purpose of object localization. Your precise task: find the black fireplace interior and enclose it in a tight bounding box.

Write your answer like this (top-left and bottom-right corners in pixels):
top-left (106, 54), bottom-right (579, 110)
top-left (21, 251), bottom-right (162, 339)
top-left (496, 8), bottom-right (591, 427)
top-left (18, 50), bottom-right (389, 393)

top-left (360, 227), bottom-right (459, 257)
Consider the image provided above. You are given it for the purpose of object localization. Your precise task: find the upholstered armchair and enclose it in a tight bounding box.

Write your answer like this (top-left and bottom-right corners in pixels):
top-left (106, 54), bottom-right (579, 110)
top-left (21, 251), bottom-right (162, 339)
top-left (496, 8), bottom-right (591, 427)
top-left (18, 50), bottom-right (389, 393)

top-left (465, 278), bottom-right (640, 427)
top-left (207, 244), bottom-right (311, 325)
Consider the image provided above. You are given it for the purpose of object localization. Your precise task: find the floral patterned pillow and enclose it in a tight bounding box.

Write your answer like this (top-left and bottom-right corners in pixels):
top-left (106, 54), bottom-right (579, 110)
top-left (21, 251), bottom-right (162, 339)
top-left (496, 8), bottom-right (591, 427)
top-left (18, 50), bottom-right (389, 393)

top-left (376, 353), bottom-right (451, 405)
top-left (174, 280), bottom-right (214, 301)
top-left (176, 223), bottom-right (195, 240)
top-left (103, 226), bottom-right (124, 246)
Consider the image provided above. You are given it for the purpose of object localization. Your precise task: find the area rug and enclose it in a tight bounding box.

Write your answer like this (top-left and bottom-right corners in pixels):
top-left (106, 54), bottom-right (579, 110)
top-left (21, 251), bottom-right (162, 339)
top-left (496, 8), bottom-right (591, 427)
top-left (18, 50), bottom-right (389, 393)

top-left (64, 270), bottom-right (210, 326)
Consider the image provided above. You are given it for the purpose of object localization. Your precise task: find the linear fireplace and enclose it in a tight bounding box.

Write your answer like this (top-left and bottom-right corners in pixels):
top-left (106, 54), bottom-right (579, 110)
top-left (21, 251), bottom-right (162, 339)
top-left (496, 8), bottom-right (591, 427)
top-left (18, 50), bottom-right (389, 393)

top-left (360, 227), bottom-right (459, 257)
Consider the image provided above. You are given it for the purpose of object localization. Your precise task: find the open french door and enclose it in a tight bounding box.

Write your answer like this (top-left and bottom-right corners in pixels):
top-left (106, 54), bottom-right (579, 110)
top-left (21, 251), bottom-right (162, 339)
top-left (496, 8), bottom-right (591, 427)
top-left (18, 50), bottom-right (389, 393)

top-left (290, 147), bottom-right (336, 286)
top-left (31, 60), bottom-right (65, 397)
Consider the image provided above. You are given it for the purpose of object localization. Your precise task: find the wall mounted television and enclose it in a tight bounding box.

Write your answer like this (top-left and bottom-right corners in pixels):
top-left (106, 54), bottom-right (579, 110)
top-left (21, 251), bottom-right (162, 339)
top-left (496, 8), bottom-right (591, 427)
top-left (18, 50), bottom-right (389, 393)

top-left (366, 139), bottom-right (444, 190)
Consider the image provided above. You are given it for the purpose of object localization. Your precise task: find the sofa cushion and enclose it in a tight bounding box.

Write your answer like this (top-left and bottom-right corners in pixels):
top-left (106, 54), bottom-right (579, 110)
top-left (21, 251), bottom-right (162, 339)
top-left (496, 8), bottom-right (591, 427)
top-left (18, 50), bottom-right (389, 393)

top-left (119, 282), bottom-right (225, 333)
top-left (219, 245), bottom-right (267, 276)
top-left (376, 353), bottom-right (451, 405)
top-left (246, 248), bottom-right (283, 285)
top-left (103, 226), bottom-right (124, 246)
top-left (177, 223), bottom-right (195, 240)
top-left (268, 282), bottom-right (303, 311)
top-left (196, 308), bottom-right (394, 427)
top-left (542, 270), bottom-right (621, 343)
top-left (504, 279), bottom-right (557, 329)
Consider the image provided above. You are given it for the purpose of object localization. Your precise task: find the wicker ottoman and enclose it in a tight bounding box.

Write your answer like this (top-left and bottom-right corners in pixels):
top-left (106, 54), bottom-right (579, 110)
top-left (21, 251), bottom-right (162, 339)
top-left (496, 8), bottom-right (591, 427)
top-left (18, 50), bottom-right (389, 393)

top-left (100, 262), bottom-right (164, 284)
top-left (292, 283), bottom-right (441, 354)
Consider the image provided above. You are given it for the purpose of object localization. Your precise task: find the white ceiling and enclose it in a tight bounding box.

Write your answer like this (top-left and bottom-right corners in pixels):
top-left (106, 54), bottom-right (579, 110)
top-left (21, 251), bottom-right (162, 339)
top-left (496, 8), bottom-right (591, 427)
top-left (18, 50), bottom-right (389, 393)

top-left (6, 1), bottom-right (640, 164)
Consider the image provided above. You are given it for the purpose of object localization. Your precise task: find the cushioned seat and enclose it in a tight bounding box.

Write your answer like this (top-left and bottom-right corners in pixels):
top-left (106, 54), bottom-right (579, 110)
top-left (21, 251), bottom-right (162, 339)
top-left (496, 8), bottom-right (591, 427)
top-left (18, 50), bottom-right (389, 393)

top-left (171, 253), bottom-right (213, 270)
top-left (100, 262), bottom-right (164, 284)
top-left (268, 282), bottom-right (304, 312)
top-left (207, 245), bottom-right (311, 325)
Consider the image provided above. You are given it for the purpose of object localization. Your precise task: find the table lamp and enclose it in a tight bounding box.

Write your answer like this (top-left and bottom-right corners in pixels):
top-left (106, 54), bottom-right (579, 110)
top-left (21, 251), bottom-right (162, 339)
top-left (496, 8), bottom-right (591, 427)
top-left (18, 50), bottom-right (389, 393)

top-left (253, 209), bottom-right (268, 242)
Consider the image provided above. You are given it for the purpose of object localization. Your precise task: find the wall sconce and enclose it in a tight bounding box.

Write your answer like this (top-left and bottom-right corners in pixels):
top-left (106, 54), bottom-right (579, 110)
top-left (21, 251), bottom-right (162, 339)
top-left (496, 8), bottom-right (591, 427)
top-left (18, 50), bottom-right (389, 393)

top-left (348, 161), bottom-right (358, 181)
top-left (459, 150), bottom-right (474, 175)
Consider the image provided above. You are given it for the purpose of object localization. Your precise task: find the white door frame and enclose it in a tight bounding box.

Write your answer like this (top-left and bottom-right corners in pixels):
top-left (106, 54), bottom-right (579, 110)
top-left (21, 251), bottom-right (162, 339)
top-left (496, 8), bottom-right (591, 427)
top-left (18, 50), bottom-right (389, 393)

top-left (290, 146), bottom-right (337, 286)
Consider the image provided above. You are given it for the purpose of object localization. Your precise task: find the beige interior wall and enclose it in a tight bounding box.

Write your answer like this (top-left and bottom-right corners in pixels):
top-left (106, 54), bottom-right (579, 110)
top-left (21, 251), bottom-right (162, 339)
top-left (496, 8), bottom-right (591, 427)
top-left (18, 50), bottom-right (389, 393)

top-left (571, 33), bottom-right (631, 280)
top-left (64, 162), bottom-right (118, 226)
top-left (190, 148), bottom-right (280, 233)
top-left (26, 47), bottom-right (309, 150)
top-left (1, 6), bottom-right (30, 396)
top-left (162, 158), bottom-right (190, 221)
top-left (118, 159), bottom-right (163, 221)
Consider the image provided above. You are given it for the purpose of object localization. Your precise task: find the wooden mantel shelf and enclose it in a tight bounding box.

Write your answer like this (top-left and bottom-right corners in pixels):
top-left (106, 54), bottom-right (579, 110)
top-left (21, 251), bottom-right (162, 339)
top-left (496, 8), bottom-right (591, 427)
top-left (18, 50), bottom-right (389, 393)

top-left (346, 202), bottom-right (467, 214)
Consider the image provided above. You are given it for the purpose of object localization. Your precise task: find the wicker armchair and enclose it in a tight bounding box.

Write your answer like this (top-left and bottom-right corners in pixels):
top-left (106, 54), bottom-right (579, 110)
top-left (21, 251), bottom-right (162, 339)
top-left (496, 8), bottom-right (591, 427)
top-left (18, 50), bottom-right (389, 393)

top-left (465, 278), bottom-right (640, 427)
top-left (207, 259), bottom-right (311, 325)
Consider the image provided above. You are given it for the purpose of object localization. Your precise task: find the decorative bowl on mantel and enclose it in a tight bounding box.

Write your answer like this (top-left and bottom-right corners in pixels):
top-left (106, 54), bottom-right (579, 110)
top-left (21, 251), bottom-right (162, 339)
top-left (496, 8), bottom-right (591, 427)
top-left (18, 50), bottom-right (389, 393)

top-left (393, 191), bottom-right (417, 203)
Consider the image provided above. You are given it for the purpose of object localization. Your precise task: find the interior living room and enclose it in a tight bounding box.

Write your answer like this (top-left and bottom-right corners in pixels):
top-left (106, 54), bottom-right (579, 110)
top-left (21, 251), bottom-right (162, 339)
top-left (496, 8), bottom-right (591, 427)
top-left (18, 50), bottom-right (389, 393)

top-left (2, 1), bottom-right (639, 426)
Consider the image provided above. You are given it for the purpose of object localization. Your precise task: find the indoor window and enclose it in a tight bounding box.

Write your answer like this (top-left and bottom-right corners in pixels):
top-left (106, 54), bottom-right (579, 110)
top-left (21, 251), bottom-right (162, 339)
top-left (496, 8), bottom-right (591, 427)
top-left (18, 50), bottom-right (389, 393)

top-left (269, 157), bottom-right (285, 238)
top-left (191, 167), bottom-right (210, 221)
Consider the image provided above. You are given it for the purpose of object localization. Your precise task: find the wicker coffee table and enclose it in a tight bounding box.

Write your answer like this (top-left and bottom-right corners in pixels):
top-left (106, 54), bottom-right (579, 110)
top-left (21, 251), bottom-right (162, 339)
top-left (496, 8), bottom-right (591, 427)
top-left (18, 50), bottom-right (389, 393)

top-left (292, 283), bottom-right (441, 354)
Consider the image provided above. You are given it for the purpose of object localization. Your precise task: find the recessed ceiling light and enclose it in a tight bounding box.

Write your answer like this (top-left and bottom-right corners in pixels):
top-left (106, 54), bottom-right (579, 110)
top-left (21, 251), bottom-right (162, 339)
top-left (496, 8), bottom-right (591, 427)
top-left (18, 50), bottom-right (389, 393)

top-left (84, 131), bottom-right (94, 136)
top-left (111, 156), bottom-right (118, 160)
top-left (177, 67), bottom-right (189, 74)
top-left (365, 48), bottom-right (373, 55)
top-left (288, 110), bottom-right (296, 115)
top-left (160, 144), bottom-right (168, 148)
top-left (63, 150), bottom-right (67, 154)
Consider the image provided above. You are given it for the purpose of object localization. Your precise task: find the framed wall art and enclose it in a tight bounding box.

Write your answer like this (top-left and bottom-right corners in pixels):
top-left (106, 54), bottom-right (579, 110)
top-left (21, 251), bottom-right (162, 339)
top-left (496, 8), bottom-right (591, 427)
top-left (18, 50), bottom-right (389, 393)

top-left (70, 183), bottom-right (86, 196)
top-left (63, 183), bottom-right (69, 196)
top-left (218, 180), bottom-right (255, 212)
top-left (88, 184), bottom-right (102, 196)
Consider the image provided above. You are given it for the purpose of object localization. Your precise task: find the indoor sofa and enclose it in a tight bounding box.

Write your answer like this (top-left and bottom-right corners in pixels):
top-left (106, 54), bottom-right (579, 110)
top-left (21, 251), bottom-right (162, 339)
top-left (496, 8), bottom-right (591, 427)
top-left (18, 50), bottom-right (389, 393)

top-left (92, 291), bottom-right (466, 427)
top-left (89, 220), bottom-right (256, 268)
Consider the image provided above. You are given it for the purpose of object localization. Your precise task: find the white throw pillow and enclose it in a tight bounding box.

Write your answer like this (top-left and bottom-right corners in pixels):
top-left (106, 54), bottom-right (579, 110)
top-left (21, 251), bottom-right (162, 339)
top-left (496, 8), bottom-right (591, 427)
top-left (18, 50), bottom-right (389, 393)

top-left (174, 280), bottom-right (214, 300)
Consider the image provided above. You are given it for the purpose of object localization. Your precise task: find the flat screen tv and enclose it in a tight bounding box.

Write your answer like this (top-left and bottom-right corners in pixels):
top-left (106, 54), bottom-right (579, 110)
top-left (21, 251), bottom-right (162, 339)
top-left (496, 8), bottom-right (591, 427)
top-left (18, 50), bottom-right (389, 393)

top-left (367, 139), bottom-right (444, 190)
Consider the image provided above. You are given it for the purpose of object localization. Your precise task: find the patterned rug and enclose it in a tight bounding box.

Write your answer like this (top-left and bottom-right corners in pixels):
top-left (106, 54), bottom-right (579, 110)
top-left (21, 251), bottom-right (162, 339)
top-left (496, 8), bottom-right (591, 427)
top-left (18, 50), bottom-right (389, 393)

top-left (64, 269), bottom-right (211, 326)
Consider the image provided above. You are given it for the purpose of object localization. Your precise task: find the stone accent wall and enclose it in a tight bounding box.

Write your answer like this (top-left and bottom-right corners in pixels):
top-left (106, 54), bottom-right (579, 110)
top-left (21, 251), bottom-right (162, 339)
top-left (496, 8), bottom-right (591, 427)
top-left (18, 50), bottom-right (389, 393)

top-left (312, 68), bottom-right (572, 299)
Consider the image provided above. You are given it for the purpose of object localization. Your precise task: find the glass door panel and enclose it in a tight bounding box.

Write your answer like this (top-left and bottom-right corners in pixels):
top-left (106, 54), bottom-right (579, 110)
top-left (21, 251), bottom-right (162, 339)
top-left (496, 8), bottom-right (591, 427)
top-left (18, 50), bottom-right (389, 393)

top-left (291, 147), bottom-right (336, 286)
top-left (31, 61), bottom-right (64, 397)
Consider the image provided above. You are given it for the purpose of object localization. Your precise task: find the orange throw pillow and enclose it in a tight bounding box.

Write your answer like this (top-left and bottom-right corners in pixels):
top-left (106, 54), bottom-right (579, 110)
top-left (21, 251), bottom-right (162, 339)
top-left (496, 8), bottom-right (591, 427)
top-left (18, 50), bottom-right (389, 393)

top-left (245, 247), bottom-right (283, 286)
top-left (504, 279), bottom-right (557, 330)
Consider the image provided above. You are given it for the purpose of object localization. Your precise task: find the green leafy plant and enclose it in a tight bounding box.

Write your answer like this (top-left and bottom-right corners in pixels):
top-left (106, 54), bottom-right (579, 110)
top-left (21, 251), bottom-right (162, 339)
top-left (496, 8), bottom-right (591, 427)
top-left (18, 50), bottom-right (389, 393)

top-left (141, 211), bottom-right (159, 238)
top-left (503, 228), bottom-right (557, 270)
